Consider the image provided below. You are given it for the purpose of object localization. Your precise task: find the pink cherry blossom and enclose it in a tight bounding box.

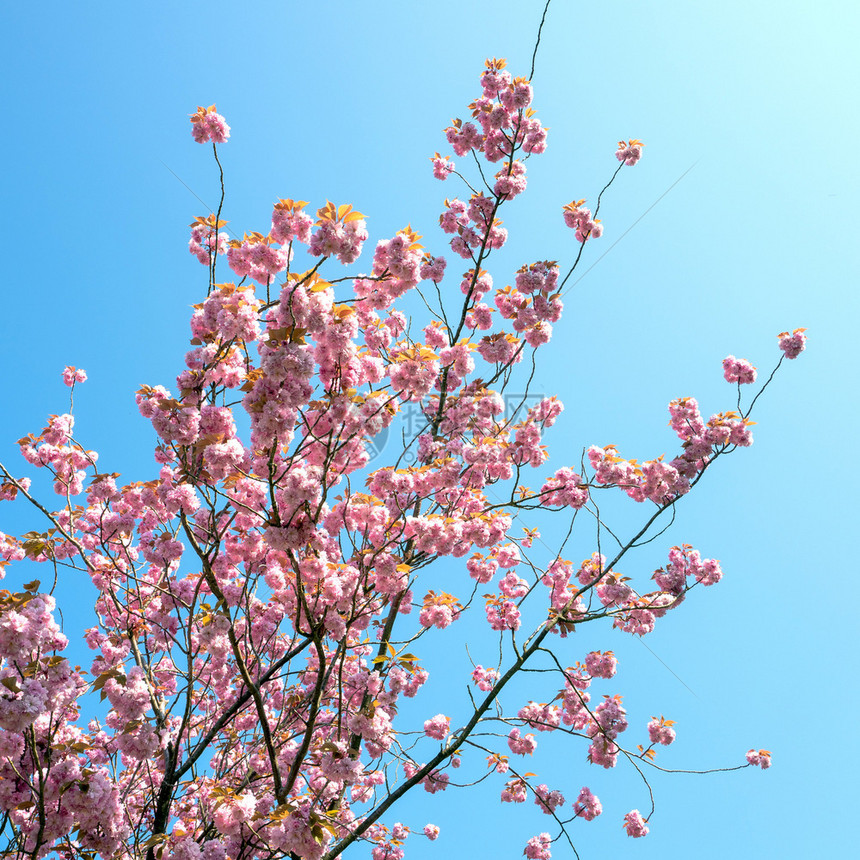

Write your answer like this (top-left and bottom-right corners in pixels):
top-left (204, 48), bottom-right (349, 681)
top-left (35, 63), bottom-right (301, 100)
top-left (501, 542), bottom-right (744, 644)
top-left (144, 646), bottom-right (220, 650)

top-left (0, 59), bottom-right (799, 860)
top-left (190, 105), bottom-right (230, 144)
top-left (501, 777), bottom-right (528, 803)
top-left (584, 650), bottom-right (618, 679)
top-left (746, 748), bottom-right (772, 769)
top-left (616, 138), bottom-right (644, 165)
top-left (507, 728), bottom-right (538, 755)
top-left (423, 714), bottom-right (450, 740)
top-left (62, 366), bottom-right (87, 386)
top-left (778, 327), bottom-right (808, 359)
top-left (431, 153), bottom-right (455, 180)
top-left (534, 784), bottom-right (565, 815)
top-left (523, 832), bottom-right (553, 860)
top-left (722, 355), bottom-right (757, 384)
top-left (573, 786), bottom-right (603, 821)
top-left (648, 716), bottom-right (677, 746)
top-left (471, 664), bottom-right (501, 691)
top-left (624, 809), bottom-right (650, 837)
top-left (562, 200), bottom-right (603, 242)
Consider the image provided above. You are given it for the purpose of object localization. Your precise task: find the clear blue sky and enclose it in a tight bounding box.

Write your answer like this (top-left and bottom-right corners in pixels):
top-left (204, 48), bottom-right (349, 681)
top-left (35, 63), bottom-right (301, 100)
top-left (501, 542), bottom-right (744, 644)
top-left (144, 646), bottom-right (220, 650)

top-left (1, 1), bottom-right (858, 857)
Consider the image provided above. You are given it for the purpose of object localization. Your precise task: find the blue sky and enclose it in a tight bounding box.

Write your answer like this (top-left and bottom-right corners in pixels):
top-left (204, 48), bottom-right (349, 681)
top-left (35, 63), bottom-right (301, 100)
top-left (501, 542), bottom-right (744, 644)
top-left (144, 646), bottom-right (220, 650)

top-left (1, 1), bottom-right (858, 857)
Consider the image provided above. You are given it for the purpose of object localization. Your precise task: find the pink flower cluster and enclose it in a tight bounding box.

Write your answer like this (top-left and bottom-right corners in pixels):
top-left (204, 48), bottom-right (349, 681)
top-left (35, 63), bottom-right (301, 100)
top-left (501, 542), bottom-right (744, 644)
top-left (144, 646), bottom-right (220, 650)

top-left (420, 254), bottom-right (447, 282)
top-left (587, 444), bottom-right (690, 504)
top-left (227, 234), bottom-right (290, 284)
top-left (189, 218), bottom-right (229, 264)
top-left (0, 477), bottom-right (30, 505)
top-left (0, 592), bottom-right (70, 731)
top-left (517, 701), bottom-right (560, 732)
top-left (588, 375), bottom-right (764, 506)
top-left (778, 327), bottom-right (807, 359)
top-left (372, 229), bottom-right (425, 299)
top-left (423, 714), bottom-right (450, 740)
top-left (587, 694), bottom-right (628, 768)
top-left (534, 784), bottom-right (565, 815)
top-left (309, 202), bottom-right (369, 265)
top-left (486, 596), bottom-right (521, 631)
top-left (271, 198), bottom-right (314, 245)
top-left (539, 467), bottom-right (589, 509)
top-left (653, 543), bottom-right (722, 597)
top-left (440, 194), bottom-right (508, 260)
top-left (573, 786), bottom-right (602, 821)
top-left (431, 152), bottom-right (455, 180)
top-left (421, 769), bottom-right (449, 794)
top-left (746, 749), bottom-right (772, 769)
top-left (492, 272), bottom-right (563, 349)
top-left (18, 412), bottom-right (94, 497)
top-left (418, 591), bottom-right (462, 629)
top-left (501, 776), bottom-right (528, 803)
top-left (0, 69), bottom-right (799, 860)
top-left (507, 727), bottom-right (538, 756)
top-left (623, 809), bottom-right (649, 837)
top-left (434, 60), bottom-right (550, 279)
top-left (494, 160), bottom-right (527, 200)
top-left (586, 543), bottom-right (723, 639)
top-left (616, 139), bottom-right (644, 165)
top-left (562, 200), bottom-right (603, 243)
top-left (0, 584), bottom-right (125, 852)
top-left (584, 650), bottom-right (617, 679)
top-left (722, 355), bottom-right (757, 384)
top-left (444, 58), bottom-right (546, 163)
top-left (191, 282), bottom-right (261, 345)
top-left (523, 832), bottom-right (553, 860)
top-left (62, 366), bottom-right (87, 387)
top-left (471, 664), bottom-right (500, 691)
top-left (515, 261), bottom-right (558, 296)
top-left (575, 552), bottom-right (606, 587)
top-left (190, 104), bottom-right (230, 144)
top-left (648, 716), bottom-right (677, 746)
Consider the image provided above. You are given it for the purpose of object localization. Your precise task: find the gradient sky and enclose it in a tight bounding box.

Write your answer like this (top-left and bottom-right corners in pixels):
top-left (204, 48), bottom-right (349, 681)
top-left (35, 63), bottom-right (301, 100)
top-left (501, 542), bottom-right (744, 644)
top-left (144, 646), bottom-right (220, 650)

top-left (1, 1), bottom-right (858, 857)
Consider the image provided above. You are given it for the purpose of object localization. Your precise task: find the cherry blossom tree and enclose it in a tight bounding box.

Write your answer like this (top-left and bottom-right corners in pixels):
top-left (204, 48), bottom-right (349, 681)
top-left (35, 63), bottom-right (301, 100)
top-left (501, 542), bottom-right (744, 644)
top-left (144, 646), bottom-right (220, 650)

top-left (0, 19), bottom-right (805, 860)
